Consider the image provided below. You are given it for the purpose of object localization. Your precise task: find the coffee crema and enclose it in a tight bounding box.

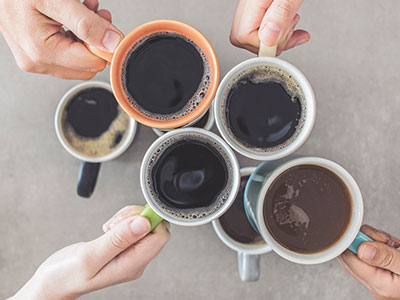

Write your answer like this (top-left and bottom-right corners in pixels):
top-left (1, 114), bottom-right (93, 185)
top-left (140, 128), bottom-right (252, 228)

top-left (220, 175), bottom-right (264, 244)
top-left (263, 165), bottom-right (352, 254)
top-left (122, 32), bottom-right (211, 121)
top-left (145, 133), bottom-right (234, 220)
top-left (221, 65), bottom-right (306, 153)
top-left (61, 88), bottom-right (130, 157)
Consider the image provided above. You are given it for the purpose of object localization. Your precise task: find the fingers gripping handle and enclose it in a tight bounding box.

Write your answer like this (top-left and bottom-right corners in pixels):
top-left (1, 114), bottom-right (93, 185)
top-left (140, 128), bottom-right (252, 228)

top-left (84, 42), bottom-right (114, 64)
top-left (140, 204), bottom-right (164, 231)
top-left (349, 231), bottom-right (374, 254)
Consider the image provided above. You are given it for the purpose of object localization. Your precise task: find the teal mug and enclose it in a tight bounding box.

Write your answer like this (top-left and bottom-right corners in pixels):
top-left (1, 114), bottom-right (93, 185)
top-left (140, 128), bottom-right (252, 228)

top-left (244, 156), bottom-right (372, 265)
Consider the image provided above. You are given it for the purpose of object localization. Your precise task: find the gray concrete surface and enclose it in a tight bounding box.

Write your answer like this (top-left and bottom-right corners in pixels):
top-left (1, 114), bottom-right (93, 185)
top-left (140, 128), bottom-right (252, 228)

top-left (1, 0), bottom-right (400, 299)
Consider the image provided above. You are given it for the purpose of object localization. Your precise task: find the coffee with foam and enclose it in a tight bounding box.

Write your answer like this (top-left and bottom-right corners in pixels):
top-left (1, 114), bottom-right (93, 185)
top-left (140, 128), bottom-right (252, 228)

top-left (122, 32), bottom-right (211, 121)
top-left (61, 88), bottom-right (130, 158)
top-left (221, 65), bottom-right (306, 153)
top-left (144, 132), bottom-right (235, 221)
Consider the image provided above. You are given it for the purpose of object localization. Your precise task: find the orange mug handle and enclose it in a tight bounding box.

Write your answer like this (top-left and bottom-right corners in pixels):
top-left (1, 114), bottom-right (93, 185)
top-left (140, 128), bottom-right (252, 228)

top-left (84, 42), bottom-right (114, 65)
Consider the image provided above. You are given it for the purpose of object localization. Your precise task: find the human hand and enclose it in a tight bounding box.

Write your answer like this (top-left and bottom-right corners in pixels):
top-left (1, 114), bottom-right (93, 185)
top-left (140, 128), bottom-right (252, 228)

top-left (11, 206), bottom-right (170, 300)
top-left (0, 0), bottom-right (123, 80)
top-left (339, 225), bottom-right (400, 300)
top-left (230, 0), bottom-right (310, 55)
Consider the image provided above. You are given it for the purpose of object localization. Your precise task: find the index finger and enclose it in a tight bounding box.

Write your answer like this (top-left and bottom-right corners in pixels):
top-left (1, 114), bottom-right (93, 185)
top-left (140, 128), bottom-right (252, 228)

top-left (231, 0), bottom-right (273, 49)
top-left (47, 33), bottom-right (106, 72)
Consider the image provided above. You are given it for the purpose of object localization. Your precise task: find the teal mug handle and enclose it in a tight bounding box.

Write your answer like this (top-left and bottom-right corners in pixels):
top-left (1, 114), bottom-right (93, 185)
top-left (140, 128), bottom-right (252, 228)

top-left (349, 231), bottom-right (374, 254)
top-left (140, 204), bottom-right (164, 231)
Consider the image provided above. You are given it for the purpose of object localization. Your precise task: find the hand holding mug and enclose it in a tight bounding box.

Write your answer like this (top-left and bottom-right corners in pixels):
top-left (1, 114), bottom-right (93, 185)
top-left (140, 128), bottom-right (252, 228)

top-left (340, 225), bottom-right (400, 300)
top-left (0, 0), bottom-right (122, 79)
top-left (10, 206), bottom-right (170, 300)
top-left (230, 0), bottom-right (310, 55)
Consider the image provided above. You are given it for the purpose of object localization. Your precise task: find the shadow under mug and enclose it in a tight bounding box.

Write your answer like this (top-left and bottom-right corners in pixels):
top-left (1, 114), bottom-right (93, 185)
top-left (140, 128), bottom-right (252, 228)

top-left (139, 128), bottom-right (240, 228)
top-left (85, 19), bottom-right (220, 130)
top-left (244, 156), bottom-right (373, 265)
top-left (55, 81), bottom-right (137, 198)
top-left (213, 43), bottom-right (316, 161)
top-left (212, 167), bottom-right (272, 282)
top-left (152, 107), bottom-right (215, 137)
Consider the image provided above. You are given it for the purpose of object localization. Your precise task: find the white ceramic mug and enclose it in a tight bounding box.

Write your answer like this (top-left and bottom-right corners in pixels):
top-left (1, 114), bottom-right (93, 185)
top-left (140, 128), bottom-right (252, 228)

top-left (244, 156), bottom-right (372, 265)
top-left (152, 107), bottom-right (215, 137)
top-left (55, 81), bottom-right (137, 198)
top-left (213, 44), bottom-right (316, 161)
top-left (212, 167), bottom-right (272, 282)
top-left (140, 127), bottom-right (240, 226)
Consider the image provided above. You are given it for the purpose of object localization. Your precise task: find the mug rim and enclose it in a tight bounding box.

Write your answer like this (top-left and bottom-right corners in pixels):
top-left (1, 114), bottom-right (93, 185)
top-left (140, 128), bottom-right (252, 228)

top-left (140, 127), bottom-right (240, 226)
top-left (152, 107), bottom-right (215, 137)
top-left (54, 81), bottom-right (137, 163)
top-left (213, 56), bottom-right (316, 161)
top-left (212, 167), bottom-right (272, 255)
top-left (110, 19), bottom-right (220, 129)
top-left (254, 157), bottom-right (363, 264)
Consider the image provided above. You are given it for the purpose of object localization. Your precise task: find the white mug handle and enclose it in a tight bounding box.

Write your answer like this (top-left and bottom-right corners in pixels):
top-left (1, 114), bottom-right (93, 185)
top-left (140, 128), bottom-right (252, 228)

top-left (238, 252), bottom-right (260, 282)
top-left (258, 43), bottom-right (277, 57)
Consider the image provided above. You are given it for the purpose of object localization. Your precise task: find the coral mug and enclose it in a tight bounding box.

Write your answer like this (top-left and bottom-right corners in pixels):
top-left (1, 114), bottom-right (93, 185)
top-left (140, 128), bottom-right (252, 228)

top-left (85, 20), bottom-right (220, 130)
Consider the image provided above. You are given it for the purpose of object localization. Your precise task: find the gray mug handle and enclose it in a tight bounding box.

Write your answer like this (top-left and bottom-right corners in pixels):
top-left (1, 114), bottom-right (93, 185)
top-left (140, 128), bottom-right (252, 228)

top-left (238, 252), bottom-right (260, 282)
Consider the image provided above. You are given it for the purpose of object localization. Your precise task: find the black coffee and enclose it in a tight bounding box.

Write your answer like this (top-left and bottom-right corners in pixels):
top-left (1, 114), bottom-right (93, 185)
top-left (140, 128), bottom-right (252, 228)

top-left (151, 139), bottom-right (227, 209)
top-left (123, 32), bottom-right (210, 119)
top-left (222, 65), bottom-right (305, 151)
top-left (263, 165), bottom-right (351, 254)
top-left (62, 88), bottom-right (130, 157)
top-left (145, 132), bottom-right (234, 220)
top-left (220, 176), bottom-right (263, 244)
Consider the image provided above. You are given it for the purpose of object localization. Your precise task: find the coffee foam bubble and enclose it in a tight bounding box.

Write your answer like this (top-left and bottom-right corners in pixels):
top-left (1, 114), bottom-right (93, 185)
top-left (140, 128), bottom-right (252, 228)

top-left (122, 32), bottom-right (211, 121)
top-left (145, 132), bottom-right (234, 221)
top-left (221, 65), bottom-right (307, 153)
top-left (61, 107), bottom-right (130, 158)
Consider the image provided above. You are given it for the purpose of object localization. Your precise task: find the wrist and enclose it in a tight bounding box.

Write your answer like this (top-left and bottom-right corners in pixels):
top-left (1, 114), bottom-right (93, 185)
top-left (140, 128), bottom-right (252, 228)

top-left (10, 277), bottom-right (51, 300)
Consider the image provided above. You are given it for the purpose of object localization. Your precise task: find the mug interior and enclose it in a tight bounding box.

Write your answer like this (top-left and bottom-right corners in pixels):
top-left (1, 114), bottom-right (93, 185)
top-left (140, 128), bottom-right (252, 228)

top-left (110, 20), bottom-right (220, 129)
top-left (140, 128), bottom-right (240, 226)
top-left (214, 57), bottom-right (316, 161)
top-left (256, 157), bottom-right (363, 264)
top-left (54, 81), bottom-right (137, 163)
top-left (212, 167), bottom-right (272, 255)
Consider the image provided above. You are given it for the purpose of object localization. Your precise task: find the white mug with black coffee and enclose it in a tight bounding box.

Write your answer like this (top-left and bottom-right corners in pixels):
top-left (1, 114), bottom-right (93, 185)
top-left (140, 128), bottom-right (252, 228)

top-left (212, 167), bottom-right (271, 282)
top-left (214, 44), bottom-right (316, 161)
top-left (55, 81), bottom-right (137, 198)
top-left (140, 128), bottom-right (240, 226)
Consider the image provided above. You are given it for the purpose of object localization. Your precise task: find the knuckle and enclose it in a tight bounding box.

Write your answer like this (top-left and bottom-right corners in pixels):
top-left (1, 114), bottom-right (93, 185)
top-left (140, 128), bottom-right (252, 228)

top-left (273, 0), bottom-right (295, 18)
top-left (109, 232), bottom-right (130, 250)
top-left (131, 267), bottom-right (145, 280)
top-left (77, 15), bottom-right (95, 41)
top-left (16, 58), bottom-right (36, 73)
top-left (379, 250), bottom-right (395, 269)
top-left (230, 32), bottom-right (246, 46)
top-left (229, 34), bottom-right (239, 46)
top-left (29, 47), bottom-right (46, 66)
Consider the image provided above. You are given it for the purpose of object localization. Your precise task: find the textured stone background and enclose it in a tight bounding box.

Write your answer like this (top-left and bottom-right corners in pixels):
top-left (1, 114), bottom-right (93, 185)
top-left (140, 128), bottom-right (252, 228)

top-left (1, 0), bottom-right (399, 299)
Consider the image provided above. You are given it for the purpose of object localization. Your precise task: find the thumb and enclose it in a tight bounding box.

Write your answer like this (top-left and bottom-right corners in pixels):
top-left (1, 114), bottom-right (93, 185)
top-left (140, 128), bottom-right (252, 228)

top-left (36, 0), bottom-right (123, 52)
top-left (85, 216), bottom-right (151, 271)
top-left (259, 0), bottom-right (304, 46)
top-left (358, 242), bottom-right (400, 274)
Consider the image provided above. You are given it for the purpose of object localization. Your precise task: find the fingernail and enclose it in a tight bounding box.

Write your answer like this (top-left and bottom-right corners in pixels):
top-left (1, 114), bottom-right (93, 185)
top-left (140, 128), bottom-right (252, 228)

top-left (130, 216), bottom-right (150, 236)
top-left (260, 22), bottom-right (281, 46)
top-left (359, 244), bottom-right (376, 261)
top-left (295, 37), bottom-right (310, 46)
top-left (102, 30), bottom-right (122, 52)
